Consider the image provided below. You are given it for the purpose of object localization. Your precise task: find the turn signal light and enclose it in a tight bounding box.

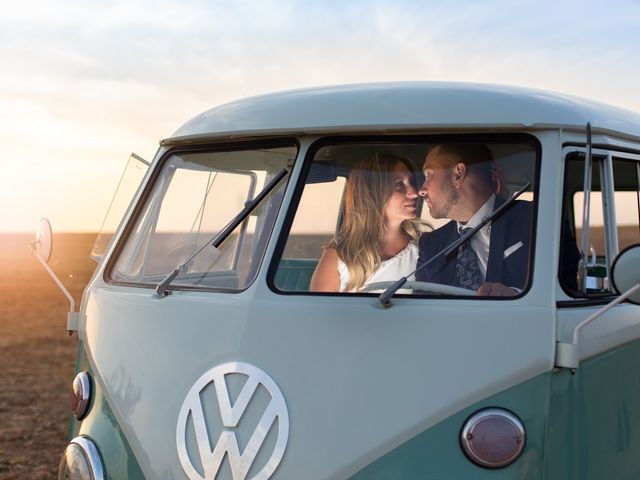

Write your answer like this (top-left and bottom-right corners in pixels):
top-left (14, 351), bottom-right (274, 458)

top-left (460, 408), bottom-right (525, 468)
top-left (71, 372), bottom-right (91, 420)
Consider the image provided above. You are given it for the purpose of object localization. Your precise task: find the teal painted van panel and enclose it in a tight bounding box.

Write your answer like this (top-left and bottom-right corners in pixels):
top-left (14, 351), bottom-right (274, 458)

top-left (66, 341), bottom-right (640, 479)
top-left (351, 339), bottom-right (640, 480)
top-left (544, 340), bottom-right (640, 480)
top-left (350, 373), bottom-right (552, 479)
top-left (68, 343), bottom-right (146, 480)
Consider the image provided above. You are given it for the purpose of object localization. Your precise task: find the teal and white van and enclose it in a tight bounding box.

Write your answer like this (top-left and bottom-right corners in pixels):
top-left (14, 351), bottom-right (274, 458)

top-left (37, 82), bottom-right (640, 479)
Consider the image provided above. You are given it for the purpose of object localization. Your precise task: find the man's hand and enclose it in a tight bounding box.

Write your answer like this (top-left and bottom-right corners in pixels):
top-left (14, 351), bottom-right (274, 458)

top-left (477, 282), bottom-right (518, 297)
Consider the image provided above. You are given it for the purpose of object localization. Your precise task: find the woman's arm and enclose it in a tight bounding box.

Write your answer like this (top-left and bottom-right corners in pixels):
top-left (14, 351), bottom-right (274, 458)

top-left (309, 247), bottom-right (340, 292)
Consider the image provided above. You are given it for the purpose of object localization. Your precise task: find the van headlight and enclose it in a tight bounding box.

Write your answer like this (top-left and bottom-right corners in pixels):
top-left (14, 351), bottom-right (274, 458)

top-left (58, 436), bottom-right (104, 480)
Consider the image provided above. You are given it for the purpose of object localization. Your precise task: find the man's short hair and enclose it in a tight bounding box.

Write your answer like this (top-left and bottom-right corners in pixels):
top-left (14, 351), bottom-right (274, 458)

top-left (431, 143), bottom-right (493, 185)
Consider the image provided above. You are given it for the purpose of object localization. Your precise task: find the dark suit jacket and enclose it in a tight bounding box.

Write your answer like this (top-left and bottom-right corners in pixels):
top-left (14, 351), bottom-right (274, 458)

top-left (416, 199), bottom-right (532, 290)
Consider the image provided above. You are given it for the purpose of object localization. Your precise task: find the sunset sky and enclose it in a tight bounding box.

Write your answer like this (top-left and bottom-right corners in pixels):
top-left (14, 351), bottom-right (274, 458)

top-left (2, 0), bottom-right (639, 232)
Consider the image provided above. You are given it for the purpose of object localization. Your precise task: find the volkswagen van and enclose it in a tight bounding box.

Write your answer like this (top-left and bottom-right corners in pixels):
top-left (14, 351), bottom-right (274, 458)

top-left (38, 82), bottom-right (640, 479)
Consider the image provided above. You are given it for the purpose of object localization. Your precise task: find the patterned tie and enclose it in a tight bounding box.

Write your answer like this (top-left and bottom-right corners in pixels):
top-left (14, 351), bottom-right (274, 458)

top-left (455, 230), bottom-right (483, 290)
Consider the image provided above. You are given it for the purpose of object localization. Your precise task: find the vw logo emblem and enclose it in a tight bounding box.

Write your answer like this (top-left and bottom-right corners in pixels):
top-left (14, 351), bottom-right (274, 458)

top-left (176, 362), bottom-right (289, 480)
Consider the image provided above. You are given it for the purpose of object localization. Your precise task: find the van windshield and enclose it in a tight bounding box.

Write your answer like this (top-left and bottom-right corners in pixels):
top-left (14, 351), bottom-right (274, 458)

top-left (108, 144), bottom-right (297, 291)
top-left (272, 137), bottom-right (543, 298)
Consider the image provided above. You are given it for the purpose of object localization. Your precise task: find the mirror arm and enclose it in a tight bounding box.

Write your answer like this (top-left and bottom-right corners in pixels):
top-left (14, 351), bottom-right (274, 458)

top-left (573, 281), bottom-right (640, 344)
top-left (29, 244), bottom-right (79, 335)
top-left (555, 279), bottom-right (640, 370)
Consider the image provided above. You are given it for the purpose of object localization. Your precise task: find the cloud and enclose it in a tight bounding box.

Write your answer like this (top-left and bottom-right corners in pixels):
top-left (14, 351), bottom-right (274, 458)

top-left (4, 1), bottom-right (639, 106)
top-left (1, 0), bottom-right (640, 230)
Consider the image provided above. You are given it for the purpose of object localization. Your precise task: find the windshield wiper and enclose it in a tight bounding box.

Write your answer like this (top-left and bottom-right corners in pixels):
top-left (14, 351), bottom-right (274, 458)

top-left (155, 168), bottom-right (289, 296)
top-left (378, 182), bottom-right (531, 307)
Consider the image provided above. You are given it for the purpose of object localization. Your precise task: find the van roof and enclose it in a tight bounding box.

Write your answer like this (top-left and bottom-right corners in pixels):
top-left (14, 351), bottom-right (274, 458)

top-left (164, 82), bottom-right (640, 144)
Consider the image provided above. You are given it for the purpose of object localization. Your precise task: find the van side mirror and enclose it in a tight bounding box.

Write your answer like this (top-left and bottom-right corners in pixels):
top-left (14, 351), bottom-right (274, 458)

top-left (29, 218), bottom-right (79, 334)
top-left (611, 244), bottom-right (640, 305)
top-left (32, 218), bottom-right (53, 263)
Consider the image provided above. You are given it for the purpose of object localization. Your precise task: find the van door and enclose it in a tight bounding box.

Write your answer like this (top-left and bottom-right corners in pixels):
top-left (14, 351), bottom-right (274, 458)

top-left (266, 136), bottom-right (555, 478)
top-left (551, 148), bottom-right (640, 479)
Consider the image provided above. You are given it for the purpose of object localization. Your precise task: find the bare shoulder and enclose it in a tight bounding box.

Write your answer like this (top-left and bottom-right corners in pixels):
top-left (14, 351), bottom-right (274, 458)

top-left (310, 247), bottom-right (340, 292)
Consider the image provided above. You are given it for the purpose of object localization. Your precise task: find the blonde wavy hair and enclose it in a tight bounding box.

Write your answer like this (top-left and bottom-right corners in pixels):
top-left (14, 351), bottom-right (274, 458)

top-left (329, 152), bottom-right (425, 291)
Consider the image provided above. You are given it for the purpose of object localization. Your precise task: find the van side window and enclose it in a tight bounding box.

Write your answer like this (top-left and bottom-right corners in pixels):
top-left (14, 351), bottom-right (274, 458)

top-left (560, 153), bottom-right (640, 296)
top-left (107, 145), bottom-right (297, 291)
top-left (272, 138), bottom-right (539, 298)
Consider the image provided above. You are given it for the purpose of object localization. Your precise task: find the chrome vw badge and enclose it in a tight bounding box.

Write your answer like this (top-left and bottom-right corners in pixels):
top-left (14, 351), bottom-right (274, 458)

top-left (176, 362), bottom-right (289, 480)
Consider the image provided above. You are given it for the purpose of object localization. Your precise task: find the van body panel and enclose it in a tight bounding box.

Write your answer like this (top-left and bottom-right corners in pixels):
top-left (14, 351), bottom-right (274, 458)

top-left (72, 355), bottom-right (146, 480)
top-left (350, 371), bottom-right (552, 479)
top-left (351, 339), bottom-right (640, 479)
top-left (557, 304), bottom-right (640, 361)
top-left (74, 334), bottom-right (640, 480)
top-left (168, 83), bottom-right (640, 143)
top-left (82, 283), bottom-right (553, 478)
top-left (545, 339), bottom-right (640, 480)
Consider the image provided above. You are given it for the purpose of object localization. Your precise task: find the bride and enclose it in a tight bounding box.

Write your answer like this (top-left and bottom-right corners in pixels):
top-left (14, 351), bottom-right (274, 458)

top-left (310, 152), bottom-right (425, 292)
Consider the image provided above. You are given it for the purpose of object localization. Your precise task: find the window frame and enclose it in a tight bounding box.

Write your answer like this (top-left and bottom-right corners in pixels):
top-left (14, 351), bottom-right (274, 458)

top-left (558, 145), bottom-right (640, 303)
top-left (267, 133), bottom-right (542, 300)
top-left (104, 138), bottom-right (300, 293)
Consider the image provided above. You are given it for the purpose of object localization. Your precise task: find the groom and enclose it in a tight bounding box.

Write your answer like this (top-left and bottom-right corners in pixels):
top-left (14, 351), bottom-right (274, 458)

top-left (415, 143), bottom-right (532, 296)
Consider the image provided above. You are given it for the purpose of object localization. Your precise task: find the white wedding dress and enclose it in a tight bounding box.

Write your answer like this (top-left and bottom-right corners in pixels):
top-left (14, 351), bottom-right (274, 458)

top-left (337, 242), bottom-right (418, 293)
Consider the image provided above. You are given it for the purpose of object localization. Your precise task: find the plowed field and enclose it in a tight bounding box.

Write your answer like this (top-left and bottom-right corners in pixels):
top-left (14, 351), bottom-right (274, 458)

top-left (0, 234), bottom-right (97, 480)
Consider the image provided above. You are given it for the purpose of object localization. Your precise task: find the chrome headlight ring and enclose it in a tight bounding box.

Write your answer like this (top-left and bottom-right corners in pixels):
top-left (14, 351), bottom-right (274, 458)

top-left (71, 372), bottom-right (92, 420)
top-left (57, 436), bottom-right (104, 480)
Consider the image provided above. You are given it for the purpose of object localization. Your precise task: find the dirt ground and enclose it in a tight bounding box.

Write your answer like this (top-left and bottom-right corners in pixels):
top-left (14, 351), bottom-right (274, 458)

top-left (0, 233), bottom-right (97, 480)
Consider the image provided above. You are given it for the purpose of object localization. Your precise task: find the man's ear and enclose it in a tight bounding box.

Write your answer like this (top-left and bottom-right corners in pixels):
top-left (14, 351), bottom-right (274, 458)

top-left (453, 163), bottom-right (466, 186)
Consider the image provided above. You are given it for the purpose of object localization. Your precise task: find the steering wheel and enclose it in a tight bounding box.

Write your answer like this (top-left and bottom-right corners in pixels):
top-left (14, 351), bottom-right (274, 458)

top-left (360, 281), bottom-right (477, 296)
